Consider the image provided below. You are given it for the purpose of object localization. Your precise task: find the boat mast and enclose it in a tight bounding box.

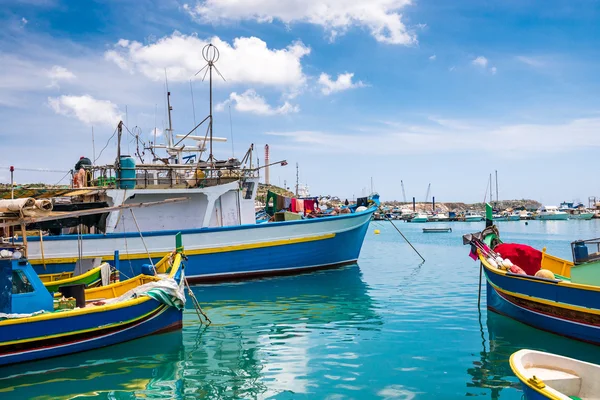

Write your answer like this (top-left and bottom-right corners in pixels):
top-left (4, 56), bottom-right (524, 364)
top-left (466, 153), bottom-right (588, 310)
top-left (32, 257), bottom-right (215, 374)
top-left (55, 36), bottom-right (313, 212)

top-left (495, 170), bottom-right (499, 205)
top-left (195, 44), bottom-right (225, 169)
top-left (295, 162), bottom-right (299, 197)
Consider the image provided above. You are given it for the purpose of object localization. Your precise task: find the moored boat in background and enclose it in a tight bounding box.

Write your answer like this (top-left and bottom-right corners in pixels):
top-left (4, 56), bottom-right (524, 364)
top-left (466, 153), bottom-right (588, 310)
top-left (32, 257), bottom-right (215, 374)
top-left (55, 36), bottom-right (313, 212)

top-left (536, 206), bottom-right (569, 220)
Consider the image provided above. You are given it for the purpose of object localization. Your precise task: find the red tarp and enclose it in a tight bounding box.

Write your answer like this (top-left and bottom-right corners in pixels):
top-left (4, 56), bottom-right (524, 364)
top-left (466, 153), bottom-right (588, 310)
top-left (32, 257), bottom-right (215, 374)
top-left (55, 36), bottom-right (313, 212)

top-left (495, 243), bottom-right (543, 276)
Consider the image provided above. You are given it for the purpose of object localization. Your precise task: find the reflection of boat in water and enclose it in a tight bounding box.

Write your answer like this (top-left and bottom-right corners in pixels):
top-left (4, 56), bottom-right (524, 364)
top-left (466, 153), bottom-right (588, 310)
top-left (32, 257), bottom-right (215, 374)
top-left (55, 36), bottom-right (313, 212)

top-left (0, 331), bottom-right (185, 399)
top-left (183, 265), bottom-right (380, 398)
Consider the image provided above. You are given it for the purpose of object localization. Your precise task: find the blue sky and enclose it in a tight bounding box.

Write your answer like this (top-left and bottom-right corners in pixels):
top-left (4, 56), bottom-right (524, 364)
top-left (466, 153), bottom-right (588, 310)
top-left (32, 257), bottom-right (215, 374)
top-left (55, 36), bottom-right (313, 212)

top-left (1, 0), bottom-right (600, 204)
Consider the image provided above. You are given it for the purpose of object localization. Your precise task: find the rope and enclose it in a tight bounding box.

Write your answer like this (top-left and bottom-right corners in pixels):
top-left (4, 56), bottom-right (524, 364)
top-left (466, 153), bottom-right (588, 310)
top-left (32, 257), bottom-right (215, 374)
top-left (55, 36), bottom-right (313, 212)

top-left (95, 125), bottom-right (119, 162)
top-left (121, 212), bottom-right (135, 278)
top-left (184, 277), bottom-right (211, 324)
top-left (380, 207), bottom-right (425, 262)
top-left (129, 209), bottom-right (155, 272)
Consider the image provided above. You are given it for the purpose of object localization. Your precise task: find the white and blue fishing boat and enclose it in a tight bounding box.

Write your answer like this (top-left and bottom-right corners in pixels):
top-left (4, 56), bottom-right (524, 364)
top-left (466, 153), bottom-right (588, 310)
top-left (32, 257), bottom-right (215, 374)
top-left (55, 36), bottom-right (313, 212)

top-left (3, 44), bottom-right (377, 283)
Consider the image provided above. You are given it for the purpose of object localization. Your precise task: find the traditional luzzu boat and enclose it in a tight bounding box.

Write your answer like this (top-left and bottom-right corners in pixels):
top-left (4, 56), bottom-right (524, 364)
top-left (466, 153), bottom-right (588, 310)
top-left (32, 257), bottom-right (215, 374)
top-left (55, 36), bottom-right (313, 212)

top-left (2, 44), bottom-right (377, 283)
top-left (464, 204), bottom-right (600, 345)
top-left (0, 238), bottom-right (186, 366)
top-left (510, 349), bottom-right (600, 399)
top-left (39, 263), bottom-right (111, 293)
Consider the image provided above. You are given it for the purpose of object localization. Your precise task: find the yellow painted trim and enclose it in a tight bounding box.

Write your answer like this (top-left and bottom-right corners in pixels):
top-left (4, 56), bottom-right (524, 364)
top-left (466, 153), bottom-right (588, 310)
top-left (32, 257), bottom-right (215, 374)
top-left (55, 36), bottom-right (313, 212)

top-left (488, 280), bottom-right (600, 316)
top-left (481, 255), bottom-right (600, 293)
top-left (509, 353), bottom-right (562, 400)
top-left (29, 233), bottom-right (335, 265)
top-left (0, 305), bottom-right (166, 347)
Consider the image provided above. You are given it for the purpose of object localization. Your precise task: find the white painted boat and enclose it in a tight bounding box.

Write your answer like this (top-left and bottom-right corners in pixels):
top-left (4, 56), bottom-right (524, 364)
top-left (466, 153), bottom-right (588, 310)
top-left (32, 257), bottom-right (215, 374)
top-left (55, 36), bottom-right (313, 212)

top-left (536, 206), bottom-right (569, 220)
top-left (432, 213), bottom-right (449, 221)
top-left (410, 213), bottom-right (429, 223)
top-left (510, 349), bottom-right (600, 400)
top-left (508, 212), bottom-right (521, 221)
top-left (464, 211), bottom-right (484, 222)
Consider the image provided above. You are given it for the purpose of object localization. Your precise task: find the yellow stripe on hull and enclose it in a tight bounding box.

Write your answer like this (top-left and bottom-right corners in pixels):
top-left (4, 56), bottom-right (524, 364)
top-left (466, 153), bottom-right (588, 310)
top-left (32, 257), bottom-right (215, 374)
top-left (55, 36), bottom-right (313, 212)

top-left (29, 233), bottom-right (336, 266)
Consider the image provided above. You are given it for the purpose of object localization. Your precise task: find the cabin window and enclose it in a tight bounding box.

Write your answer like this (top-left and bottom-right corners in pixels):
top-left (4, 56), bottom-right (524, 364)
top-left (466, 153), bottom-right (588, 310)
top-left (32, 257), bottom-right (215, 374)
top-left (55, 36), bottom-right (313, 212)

top-left (242, 182), bottom-right (255, 200)
top-left (12, 270), bottom-right (34, 294)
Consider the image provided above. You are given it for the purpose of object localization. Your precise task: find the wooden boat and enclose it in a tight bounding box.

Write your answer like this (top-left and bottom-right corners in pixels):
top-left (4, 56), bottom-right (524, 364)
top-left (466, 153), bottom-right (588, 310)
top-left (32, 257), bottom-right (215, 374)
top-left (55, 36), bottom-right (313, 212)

top-left (510, 349), bottom-right (600, 399)
top-left (0, 241), bottom-right (185, 366)
top-left (423, 227), bottom-right (452, 233)
top-left (464, 204), bottom-right (600, 345)
top-left (39, 263), bottom-right (111, 293)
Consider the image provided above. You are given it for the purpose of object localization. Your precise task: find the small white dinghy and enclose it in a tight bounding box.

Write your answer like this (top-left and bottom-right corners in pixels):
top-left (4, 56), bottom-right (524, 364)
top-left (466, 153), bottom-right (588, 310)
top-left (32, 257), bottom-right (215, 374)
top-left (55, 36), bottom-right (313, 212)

top-left (510, 349), bottom-right (600, 400)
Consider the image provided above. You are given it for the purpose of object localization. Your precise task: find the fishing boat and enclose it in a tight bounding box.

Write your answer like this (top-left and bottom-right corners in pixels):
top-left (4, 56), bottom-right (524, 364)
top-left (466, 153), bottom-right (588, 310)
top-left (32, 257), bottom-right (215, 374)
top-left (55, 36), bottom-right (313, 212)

top-left (0, 238), bottom-right (186, 366)
top-left (536, 206), bottom-right (569, 220)
top-left (430, 213), bottom-right (449, 222)
top-left (508, 212), bottom-right (521, 221)
top-left (464, 210), bottom-right (484, 222)
top-left (493, 213), bottom-right (508, 222)
top-left (2, 43), bottom-right (377, 283)
top-left (423, 227), bottom-right (451, 233)
top-left (510, 349), bottom-right (600, 399)
top-left (464, 204), bottom-right (600, 345)
top-left (568, 210), bottom-right (595, 220)
top-left (410, 213), bottom-right (429, 223)
top-left (39, 263), bottom-right (112, 293)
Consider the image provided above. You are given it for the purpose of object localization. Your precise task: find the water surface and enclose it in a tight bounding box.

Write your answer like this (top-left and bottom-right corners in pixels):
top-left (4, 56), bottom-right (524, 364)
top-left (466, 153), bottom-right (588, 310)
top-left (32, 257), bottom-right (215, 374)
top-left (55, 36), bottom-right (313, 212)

top-left (2, 219), bottom-right (599, 399)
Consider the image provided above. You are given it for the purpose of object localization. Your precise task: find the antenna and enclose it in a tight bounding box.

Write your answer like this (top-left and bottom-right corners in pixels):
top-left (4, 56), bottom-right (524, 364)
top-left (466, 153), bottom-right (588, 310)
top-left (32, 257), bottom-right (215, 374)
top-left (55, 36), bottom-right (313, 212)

top-left (189, 79), bottom-right (197, 127)
top-left (295, 162), bottom-right (299, 197)
top-left (229, 104), bottom-right (235, 158)
top-left (195, 44), bottom-right (226, 167)
top-left (91, 126), bottom-right (96, 165)
top-left (264, 144), bottom-right (270, 185)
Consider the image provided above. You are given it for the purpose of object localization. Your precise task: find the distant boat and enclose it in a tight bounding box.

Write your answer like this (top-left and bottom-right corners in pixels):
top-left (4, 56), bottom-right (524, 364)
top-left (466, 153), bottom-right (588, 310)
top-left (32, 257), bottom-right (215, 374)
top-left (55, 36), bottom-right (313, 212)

top-left (410, 213), bottom-right (429, 223)
top-left (492, 214), bottom-right (508, 222)
top-left (536, 206), bottom-right (569, 220)
top-left (464, 211), bottom-right (484, 222)
top-left (569, 210), bottom-right (595, 220)
top-left (510, 349), bottom-right (599, 400)
top-left (431, 213), bottom-right (449, 222)
top-left (508, 212), bottom-right (521, 221)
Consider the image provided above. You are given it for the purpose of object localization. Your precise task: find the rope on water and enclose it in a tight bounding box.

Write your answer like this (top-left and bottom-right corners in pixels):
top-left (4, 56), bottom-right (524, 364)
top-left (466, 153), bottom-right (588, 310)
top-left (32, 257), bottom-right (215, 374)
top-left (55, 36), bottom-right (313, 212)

top-left (184, 277), bottom-right (211, 325)
top-left (379, 207), bottom-right (425, 262)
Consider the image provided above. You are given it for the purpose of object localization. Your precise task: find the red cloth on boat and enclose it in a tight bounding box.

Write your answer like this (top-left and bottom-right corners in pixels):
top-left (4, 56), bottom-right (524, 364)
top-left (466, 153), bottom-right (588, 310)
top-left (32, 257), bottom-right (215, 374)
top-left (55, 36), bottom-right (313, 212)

top-left (495, 243), bottom-right (542, 276)
top-left (291, 198), bottom-right (297, 213)
top-left (509, 265), bottom-right (527, 275)
top-left (304, 199), bottom-right (315, 214)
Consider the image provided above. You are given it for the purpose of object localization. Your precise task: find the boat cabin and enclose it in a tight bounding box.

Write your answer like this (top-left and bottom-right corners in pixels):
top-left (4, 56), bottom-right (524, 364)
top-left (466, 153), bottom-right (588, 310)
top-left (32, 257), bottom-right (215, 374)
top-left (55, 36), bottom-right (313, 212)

top-left (0, 249), bottom-right (53, 315)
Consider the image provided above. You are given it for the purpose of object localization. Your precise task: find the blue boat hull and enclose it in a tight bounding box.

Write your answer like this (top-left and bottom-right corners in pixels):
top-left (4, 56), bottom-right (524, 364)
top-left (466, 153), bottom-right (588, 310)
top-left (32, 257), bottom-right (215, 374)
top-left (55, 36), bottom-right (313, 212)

top-left (518, 382), bottom-right (551, 399)
top-left (486, 276), bottom-right (600, 345)
top-left (0, 299), bottom-right (182, 366)
top-left (32, 209), bottom-right (374, 283)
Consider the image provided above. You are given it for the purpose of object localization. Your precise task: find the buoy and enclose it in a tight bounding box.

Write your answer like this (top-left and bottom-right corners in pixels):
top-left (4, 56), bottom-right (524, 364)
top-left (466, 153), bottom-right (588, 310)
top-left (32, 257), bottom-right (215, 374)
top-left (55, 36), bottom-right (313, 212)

top-left (374, 229), bottom-right (380, 235)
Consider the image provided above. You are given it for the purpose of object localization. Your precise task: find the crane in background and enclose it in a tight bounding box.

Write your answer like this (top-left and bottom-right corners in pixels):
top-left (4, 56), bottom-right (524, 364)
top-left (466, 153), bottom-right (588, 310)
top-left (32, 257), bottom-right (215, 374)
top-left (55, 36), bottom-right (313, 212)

top-left (425, 183), bottom-right (431, 203)
top-left (401, 180), bottom-right (407, 203)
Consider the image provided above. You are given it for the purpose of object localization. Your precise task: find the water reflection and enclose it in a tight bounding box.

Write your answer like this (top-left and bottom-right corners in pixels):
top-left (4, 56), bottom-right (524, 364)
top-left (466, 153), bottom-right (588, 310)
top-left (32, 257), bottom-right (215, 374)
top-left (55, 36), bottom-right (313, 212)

top-left (0, 331), bottom-right (185, 399)
top-left (182, 264), bottom-right (380, 398)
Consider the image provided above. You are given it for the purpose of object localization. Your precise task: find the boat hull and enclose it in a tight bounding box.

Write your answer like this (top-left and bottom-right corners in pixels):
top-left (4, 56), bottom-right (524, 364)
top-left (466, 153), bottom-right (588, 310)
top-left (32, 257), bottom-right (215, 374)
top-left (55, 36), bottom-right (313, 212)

top-left (0, 299), bottom-right (182, 366)
top-left (465, 217), bottom-right (484, 222)
top-left (26, 209), bottom-right (376, 282)
top-left (485, 268), bottom-right (600, 345)
top-left (536, 214), bottom-right (569, 220)
top-left (569, 213), bottom-right (594, 220)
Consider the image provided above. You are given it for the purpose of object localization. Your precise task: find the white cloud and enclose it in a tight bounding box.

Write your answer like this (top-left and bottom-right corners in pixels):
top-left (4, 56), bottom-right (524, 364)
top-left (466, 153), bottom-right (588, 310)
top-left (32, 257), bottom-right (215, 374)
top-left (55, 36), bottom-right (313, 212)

top-left (516, 56), bottom-right (545, 68)
top-left (47, 95), bottom-right (122, 126)
top-left (318, 72), bottom-right (365, 95)
top-left (266, 117), bottom-right (600, 155)
top-left (47, 65), bottom-right (76, 81)
top-left (429, 55), bottom-right (436, 61)
top-left (216, 89), bottom-right (299, 115)
top-left (150, 127), bottom-right (162, 137)
top-left (472, 56), bottom-right (497, 74)
top-left (183, 0), bottom-right (416, 45)
top-left (46, 65), bottom-right (76, 88)
top-left (105, 32), bottom-right (310, 92)
top-left (21, 17), bottom-right (28, 26)
top-left (472, 56), bottom-right (488, 68)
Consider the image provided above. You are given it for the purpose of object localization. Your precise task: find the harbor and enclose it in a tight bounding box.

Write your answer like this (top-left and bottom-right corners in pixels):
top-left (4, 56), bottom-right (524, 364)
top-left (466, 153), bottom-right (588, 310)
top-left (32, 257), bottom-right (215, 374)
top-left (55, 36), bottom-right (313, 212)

top-left (2, 1), bottom-right (600, 399)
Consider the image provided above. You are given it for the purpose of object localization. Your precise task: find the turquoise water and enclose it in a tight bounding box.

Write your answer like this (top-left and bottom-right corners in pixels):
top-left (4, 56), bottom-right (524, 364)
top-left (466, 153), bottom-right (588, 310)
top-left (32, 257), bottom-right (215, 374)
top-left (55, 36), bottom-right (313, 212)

top-left (2, 220), bottom-right (600, 399)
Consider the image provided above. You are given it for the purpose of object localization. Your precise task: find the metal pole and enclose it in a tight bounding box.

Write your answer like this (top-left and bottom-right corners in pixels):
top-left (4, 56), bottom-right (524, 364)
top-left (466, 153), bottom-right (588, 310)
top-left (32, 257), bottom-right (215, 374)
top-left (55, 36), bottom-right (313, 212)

top-left (412, 197), bottom-right (415, 212)
top-left (495, 170), bottom-right (499, 204)
top-left (10, 166), bottom-right (14, 199)
top-left (209, 62), bottom-right (213, 166)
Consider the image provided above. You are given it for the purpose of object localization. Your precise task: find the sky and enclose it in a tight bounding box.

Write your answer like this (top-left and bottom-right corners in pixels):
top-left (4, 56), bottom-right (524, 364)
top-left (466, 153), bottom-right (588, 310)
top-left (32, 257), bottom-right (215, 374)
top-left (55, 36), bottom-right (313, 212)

top-left (1, 0), bottom-right (600, 205)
